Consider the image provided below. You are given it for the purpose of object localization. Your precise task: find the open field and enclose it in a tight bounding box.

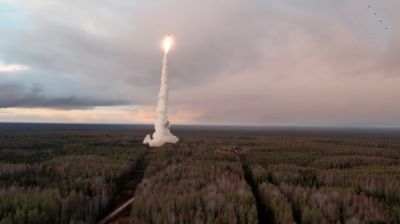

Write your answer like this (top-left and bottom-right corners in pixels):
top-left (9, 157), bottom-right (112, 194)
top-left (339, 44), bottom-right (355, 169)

top-left (0, 124), bottom-right (400, 223)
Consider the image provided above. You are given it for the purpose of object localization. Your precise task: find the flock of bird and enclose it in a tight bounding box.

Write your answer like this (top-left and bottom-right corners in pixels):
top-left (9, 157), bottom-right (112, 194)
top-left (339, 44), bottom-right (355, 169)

top-left (367, 3), bottom-right (389, 30)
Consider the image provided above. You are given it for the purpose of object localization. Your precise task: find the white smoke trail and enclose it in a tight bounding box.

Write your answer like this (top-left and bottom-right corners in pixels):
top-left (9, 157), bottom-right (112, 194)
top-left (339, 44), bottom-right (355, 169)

top-left (143, 38), bottom-right (179, 147)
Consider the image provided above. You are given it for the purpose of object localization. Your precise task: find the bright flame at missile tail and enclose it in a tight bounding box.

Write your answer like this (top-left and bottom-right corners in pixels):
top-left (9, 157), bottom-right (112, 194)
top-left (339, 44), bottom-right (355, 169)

top-left (163, 35), bottom-right (174, 53)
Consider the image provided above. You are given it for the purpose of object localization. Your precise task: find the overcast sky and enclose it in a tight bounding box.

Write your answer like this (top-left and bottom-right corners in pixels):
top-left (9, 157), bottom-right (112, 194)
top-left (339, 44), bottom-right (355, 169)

top-left (0, 0), bottom-right (399, 127)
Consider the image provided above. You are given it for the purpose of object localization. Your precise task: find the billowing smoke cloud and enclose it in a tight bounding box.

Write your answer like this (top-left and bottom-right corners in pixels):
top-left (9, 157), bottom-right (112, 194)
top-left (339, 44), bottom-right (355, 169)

top-left (144, 37), bottom-right (179, 147)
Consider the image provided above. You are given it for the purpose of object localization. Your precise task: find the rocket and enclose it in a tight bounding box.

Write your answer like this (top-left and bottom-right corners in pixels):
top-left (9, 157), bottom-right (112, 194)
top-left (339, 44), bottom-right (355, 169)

top-left (143, 35), bottom-right (179, 147)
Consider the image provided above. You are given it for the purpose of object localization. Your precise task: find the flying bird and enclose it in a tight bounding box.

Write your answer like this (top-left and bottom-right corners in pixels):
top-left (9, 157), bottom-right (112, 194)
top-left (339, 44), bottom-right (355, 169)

top-left (366, 1), bottom-right (389, 31)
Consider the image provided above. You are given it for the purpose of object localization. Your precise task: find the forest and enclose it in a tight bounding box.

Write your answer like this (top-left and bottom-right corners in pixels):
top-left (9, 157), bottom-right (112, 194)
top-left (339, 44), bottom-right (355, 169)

top-left (0, 126), bottom-right (400, 223)
top-left (0, 129), bottom-right (145, 223)
top-left (245, 136), bottom-right (400, 223)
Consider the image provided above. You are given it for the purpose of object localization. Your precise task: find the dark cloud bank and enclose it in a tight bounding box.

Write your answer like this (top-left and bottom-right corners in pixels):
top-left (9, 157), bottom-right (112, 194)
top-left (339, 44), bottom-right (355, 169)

top-left (0, 83), bottom-right (127, 109)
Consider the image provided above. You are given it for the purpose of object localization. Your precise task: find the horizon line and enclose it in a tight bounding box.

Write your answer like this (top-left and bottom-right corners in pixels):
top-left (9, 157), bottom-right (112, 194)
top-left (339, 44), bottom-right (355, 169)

top-left (0, 121), bottom-right (399, 130)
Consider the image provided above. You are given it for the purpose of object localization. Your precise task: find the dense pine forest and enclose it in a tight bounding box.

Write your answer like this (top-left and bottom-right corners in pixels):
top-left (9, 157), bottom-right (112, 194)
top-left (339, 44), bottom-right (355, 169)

top-left (0, 125), bottom-right (399, 223)
top-left (0, 129), bottom-right (146, 223)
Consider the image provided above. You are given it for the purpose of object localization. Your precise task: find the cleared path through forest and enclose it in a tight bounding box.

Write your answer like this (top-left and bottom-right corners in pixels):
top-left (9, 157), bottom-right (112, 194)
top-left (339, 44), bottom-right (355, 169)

top-left (216, 148), bottom-right (271, 224)
top-left (99, 149), bottom-right (156, 224)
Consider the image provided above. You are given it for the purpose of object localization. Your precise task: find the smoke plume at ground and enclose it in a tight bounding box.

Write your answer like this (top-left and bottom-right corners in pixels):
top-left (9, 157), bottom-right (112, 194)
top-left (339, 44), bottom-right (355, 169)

top-left (143, 49), bottom-right (179, 147)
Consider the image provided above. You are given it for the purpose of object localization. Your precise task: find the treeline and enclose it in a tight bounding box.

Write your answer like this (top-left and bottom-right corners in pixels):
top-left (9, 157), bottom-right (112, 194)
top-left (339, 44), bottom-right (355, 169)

top-left (252, 165), bottom-right (393, 223)
top-left (0, 131), bottom-right (145, 223)
top-left (2, 130), bottom-right (400, 223)
top-left (131, 147), bottom-right (258, 224)
top-left (246, 137), bottom-right (400, 223)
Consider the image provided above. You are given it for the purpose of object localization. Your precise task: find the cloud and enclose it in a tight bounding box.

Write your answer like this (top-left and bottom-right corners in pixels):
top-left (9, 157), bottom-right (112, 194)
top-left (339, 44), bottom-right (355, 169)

top-left (0, 83), bottom-right (128, 109)
top-left (0, 0), bottom-right (399, 125)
